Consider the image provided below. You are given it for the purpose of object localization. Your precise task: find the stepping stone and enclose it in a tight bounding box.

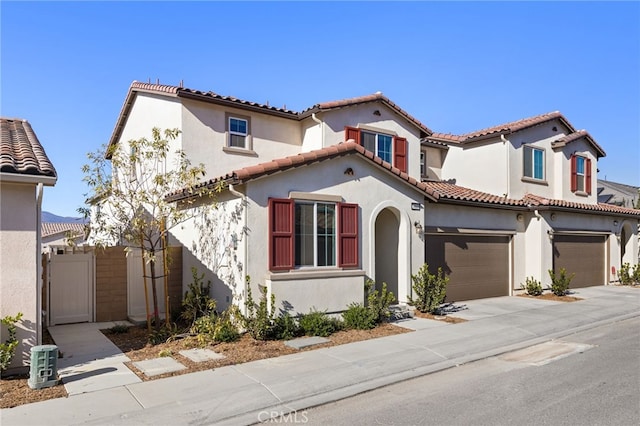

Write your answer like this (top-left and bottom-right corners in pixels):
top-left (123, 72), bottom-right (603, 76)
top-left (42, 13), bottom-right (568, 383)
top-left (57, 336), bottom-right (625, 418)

top-left (133, 357), bottom-right (186, 377)
top-left (284, 336), bottom-right (330, 350)
top-left (179, 348), bottom-right (226, 362)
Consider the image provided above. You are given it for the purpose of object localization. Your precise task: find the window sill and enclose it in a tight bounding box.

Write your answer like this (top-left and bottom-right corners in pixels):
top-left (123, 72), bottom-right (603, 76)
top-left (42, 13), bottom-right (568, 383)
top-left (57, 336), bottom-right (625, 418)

top-left (223, 146), bottom-right (258, 157)
top-left (267, 268), bottom-right (365, 281)
top-left (521, 176), bottom-right (548, 186)
top-left (573, 190), bottom-right (589, 197)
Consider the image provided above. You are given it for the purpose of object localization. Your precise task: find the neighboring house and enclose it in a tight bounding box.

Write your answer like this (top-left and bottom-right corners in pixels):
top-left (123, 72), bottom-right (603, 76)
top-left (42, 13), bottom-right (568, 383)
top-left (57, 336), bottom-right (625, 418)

top-left (0, 117), bottom-right (57, 372)
top-left (41, 222), bottom-right (87, 253)
top-left (597, 179), bottom-right (639, 209)
top-left (102, 81), bottom-right (640, 317)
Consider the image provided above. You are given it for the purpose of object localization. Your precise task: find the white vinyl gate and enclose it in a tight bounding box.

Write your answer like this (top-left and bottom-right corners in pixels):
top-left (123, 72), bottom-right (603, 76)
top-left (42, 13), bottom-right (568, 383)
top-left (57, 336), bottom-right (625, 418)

top-left (49, 252), bottom-right (94, 325)
top-left (127, 249), bottom-right (166, 321)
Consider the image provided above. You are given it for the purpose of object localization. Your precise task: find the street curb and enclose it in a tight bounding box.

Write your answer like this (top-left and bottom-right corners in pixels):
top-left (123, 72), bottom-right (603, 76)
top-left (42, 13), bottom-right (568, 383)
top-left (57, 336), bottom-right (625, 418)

top-left (219, 311), bottom-right (640, 425)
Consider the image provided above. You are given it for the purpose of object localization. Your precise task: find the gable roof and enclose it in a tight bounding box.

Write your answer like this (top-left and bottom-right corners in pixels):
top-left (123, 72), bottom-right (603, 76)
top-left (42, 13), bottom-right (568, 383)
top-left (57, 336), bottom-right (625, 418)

top-left (427, 111), bottom-right (606, 158)
top-left (1, 117), bottom-right (57, 179)
top-left (522, 193), bottom-right (640, 216)
top-left (108, 82), bottom-right (432, 154)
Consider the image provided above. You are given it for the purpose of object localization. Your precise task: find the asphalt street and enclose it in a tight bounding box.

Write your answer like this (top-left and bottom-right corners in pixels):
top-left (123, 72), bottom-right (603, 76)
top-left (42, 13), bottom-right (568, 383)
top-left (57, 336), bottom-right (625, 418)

top-left (303, 316), bottom-right (640, 426)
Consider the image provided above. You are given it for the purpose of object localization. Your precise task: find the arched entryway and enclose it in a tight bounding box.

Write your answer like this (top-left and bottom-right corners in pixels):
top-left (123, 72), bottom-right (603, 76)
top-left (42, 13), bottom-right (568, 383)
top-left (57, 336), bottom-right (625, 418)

top-left (374, 208), bottom-right (399, 301)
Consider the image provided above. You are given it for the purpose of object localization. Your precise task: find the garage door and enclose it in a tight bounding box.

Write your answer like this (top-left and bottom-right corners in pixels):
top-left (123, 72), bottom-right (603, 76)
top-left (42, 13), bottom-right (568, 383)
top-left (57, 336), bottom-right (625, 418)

top-left (426, 235), bottom-right (510, 302)
top-left (553, 235), bottom-right (606, 288)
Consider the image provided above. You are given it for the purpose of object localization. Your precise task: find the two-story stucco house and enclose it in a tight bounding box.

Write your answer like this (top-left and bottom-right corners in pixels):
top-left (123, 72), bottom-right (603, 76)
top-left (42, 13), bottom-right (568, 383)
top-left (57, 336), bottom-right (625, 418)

top-left (104, 81), bottom-right (640, 316)
top-left (1, 117), bottom-right (57, 372)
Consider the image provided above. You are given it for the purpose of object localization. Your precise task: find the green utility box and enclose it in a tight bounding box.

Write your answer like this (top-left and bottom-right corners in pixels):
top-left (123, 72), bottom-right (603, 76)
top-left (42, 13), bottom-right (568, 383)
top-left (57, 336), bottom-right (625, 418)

top-left (28, 345), bottom-right (59, 389)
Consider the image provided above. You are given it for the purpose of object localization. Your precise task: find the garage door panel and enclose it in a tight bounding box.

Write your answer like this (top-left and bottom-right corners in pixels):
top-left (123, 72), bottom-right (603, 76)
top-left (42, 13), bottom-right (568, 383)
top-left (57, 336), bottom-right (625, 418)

top-left (553, 235), bottom-right (605, 288)
top-left (426, 235), bottom-right (510, 302)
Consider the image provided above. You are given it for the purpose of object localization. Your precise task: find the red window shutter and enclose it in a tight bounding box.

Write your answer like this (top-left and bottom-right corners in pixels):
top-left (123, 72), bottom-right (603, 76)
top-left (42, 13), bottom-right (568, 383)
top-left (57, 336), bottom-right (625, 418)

top-left (268, 198), bottom-right (294, 271)
top-left (344, 126), bottom-right (361, 145)
top-left (586, 158), bottom-right (592, 194)
top-left (570, 155), bottom-right (577, 192)
top-left (338, 203), bottom-right (359, 268)
top-left (393, 136), bottom-right (407, 173)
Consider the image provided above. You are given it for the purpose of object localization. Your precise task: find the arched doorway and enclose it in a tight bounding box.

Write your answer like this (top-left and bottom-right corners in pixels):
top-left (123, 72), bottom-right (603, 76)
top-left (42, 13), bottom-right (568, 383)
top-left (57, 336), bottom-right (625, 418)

top-left (375, 208), bottom-right (399, 300)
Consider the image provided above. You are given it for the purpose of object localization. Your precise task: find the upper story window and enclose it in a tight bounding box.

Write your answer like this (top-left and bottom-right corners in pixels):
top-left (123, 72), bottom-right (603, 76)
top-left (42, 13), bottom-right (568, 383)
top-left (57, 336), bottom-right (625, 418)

top-left (420, 150), bottom-right (426, 179)
top-left (269, 198), bottom-right (359, 271)
top-left (225, 113), bottom-right (252, 150)
top-left (571, 154), bottom-right (592, 195)
top-left (344, 126), bottom-right (407, 173)
top-left (523, 145), bottom-right (545, 180)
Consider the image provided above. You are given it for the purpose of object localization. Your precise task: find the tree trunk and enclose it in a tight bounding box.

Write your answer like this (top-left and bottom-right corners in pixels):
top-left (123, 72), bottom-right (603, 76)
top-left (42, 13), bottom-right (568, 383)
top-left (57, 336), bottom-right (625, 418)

top-left (148, 250), bottom-right (161, 329)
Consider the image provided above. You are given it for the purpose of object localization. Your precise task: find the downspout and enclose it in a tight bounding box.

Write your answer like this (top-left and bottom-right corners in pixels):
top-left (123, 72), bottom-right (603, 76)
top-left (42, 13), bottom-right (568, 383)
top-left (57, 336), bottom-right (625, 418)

top-left (311, 113), bottom-right (324, 147)
top-left (228, 183), bottom-right (248, 316)
top-left (36, 183), bottom-right (44, 345)
top-left (501, 134), bottom-right (510, 198)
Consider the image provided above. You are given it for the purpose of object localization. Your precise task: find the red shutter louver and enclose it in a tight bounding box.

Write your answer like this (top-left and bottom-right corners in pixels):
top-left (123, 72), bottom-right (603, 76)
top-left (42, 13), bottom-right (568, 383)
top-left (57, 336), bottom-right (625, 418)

top-left (393, 136), bottom-right (407, 173)
top-left (344, 126), bottom-right (361, 145)
top-left (338, 203), bottom-right (359, 268)
top-left (570, 155), bottom-right (577, 192)
top-left (586, 158), bottom-right (592, 194)
top-left (268, 198), bottom-right (294, 271)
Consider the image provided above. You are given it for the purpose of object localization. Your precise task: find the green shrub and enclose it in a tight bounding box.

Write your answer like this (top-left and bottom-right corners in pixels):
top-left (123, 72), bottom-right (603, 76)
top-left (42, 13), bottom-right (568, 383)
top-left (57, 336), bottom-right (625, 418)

top-left (242, 277), bottom-right (276, 341)
top-left (1, 312), bottom-right (23, 373)
top-left (181, 267), bottom-right (216, 326)
top-left (633, 264), bottom-right (640, 285)
top-left (366, 279), bottom-right (396, 324)
top-left (148, 323), bottom-right (178, 345)
top-left (548, 268), bottom-right (575, 296)
top-left (158, 349), bottom-right (173, 357)
top-left (298, 310), bottom-right (342, 337)
top-left (342, 303), bottom-right (376, 330)
top-left (408, 264), bottom-right (448, 313)
top-left (214, 309), bottom-right (240, 343)
top-left (107, 323), bottom-right (130, 334)
top-left (273, 312), bottom-right (301, 340)
top-left (521, 276), bottom-right (543, 296)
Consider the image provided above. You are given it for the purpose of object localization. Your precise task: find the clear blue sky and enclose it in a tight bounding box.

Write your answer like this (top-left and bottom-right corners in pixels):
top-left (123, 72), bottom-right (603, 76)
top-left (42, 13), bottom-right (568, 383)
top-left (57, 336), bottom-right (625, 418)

top-left (2, 1), bottom-right (639, 217)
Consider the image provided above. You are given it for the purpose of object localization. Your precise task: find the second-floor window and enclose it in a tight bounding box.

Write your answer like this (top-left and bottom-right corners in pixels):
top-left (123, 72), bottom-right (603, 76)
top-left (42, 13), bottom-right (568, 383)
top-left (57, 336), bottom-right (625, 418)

top-left (228, 117), bottom-right (248, 148)
top-left (571, 154), bottom-right (592, 194)
top-left (523, 146), bottom-right (544, 180)
top-left (344, 126), bottom-right (407, 173)
top-left (420, 150), bottom-right (426, 179)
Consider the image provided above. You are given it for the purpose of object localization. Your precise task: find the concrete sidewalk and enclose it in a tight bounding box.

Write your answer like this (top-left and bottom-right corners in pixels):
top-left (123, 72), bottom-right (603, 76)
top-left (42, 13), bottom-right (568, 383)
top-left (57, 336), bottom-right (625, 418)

top-left (2, 286), bottom-right (638, 425)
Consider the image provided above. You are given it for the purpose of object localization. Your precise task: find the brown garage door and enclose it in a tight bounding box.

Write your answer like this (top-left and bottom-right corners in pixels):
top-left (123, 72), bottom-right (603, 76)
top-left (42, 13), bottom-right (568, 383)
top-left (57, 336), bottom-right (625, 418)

top-left (426, 235), bottom-right (510, 302)
top-left (553, 235), bottom-right (605, 288)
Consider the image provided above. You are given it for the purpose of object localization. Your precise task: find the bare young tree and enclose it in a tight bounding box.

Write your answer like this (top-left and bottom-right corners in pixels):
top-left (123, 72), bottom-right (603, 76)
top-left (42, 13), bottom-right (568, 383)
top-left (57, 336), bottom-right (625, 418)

top-left (80, 128), bottom-right (222, 330)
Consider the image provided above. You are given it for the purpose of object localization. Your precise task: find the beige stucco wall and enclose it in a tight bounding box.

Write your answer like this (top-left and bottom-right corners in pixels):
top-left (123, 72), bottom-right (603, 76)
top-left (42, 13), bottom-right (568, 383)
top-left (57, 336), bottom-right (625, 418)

top-left (0, 182), bottom-right (39, 369)
top-left (181, 99), bottom-right (301, 181)
top-left (441, 140), bottom-right (508, 195)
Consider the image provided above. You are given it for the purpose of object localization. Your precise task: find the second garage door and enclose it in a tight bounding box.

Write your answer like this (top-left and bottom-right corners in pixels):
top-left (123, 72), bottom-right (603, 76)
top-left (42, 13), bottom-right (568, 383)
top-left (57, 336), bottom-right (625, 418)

top-left (553, 235), bottom-right (606, 288)
top-left (426, 234), bottom-right (510, 302)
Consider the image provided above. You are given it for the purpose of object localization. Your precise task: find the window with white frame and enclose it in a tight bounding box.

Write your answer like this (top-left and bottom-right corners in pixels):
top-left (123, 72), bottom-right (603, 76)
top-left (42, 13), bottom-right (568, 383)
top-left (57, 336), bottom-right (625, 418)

top-left (420, 150), bottom-right (426, 178)
top-left (361, 131), bottom-right (392, 164)
top-left (226, 114), bottom-right (250, 149)
top-left (523, 145), bottom-right (544, 180)
top-left (295, 202), bottom-right (336, 267)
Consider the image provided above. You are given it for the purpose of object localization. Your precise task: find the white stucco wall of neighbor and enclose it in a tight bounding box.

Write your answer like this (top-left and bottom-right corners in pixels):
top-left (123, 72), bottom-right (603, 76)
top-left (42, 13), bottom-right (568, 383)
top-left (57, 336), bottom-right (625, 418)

top-left (242, 154), bottom-right (425, 315)
top-left (0, 182), bottom-right (38, 369)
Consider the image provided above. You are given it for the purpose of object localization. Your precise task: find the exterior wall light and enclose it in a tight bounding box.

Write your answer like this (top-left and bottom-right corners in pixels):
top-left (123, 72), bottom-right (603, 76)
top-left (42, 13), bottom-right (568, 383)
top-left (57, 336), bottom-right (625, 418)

top-left (547, 229), bottom-right (554, 240)
top-left (414, 221), bottom-right (423, 235)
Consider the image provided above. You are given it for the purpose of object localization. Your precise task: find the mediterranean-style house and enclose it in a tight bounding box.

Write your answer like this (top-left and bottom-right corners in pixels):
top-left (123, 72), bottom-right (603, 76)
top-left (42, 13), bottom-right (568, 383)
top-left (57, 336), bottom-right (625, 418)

top-left (102, 81), bottom-right (640, 316)
top-left (1, 117), bottom-right (57, 371)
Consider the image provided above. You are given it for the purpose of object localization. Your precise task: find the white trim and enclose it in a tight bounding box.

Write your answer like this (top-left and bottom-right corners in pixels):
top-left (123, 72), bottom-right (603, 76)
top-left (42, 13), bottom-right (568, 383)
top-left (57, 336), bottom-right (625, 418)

top-left (0, 173), bottom-right (57, 186)
top-left (288, 192), bottom-right (343, 202)
top-left (267, 268), bottom-right (365, 281)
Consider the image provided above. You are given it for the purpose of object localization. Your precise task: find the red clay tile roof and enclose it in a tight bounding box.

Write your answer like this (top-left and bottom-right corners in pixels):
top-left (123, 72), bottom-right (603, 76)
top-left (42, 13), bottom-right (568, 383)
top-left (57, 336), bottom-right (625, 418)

top-left (421, 182), bottom-right (529, 207)
top-left (167, 141), bottom-right (638, 217)
top-left (42, 222), bottom-right (86, 238)
top-left (166, 142), bottom-right (434, 202)
top-left (551, 130), bottom-right (605, 157)
top-left (301, 92), bottom-right (433, 136)
top-left (0, 118), bottom-right (57, 178)
top-left (427, 111), bottom-right (606, 158)
top-left (108, 82), bottom-right (433, 155)
top-left (522, 193), bottom-right (640, 215)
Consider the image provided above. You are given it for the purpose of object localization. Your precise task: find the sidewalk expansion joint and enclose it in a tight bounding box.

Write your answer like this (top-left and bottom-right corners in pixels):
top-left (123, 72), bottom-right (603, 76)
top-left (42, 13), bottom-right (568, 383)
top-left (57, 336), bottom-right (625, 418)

top-left (230, 365), bottom-right (284, 403)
